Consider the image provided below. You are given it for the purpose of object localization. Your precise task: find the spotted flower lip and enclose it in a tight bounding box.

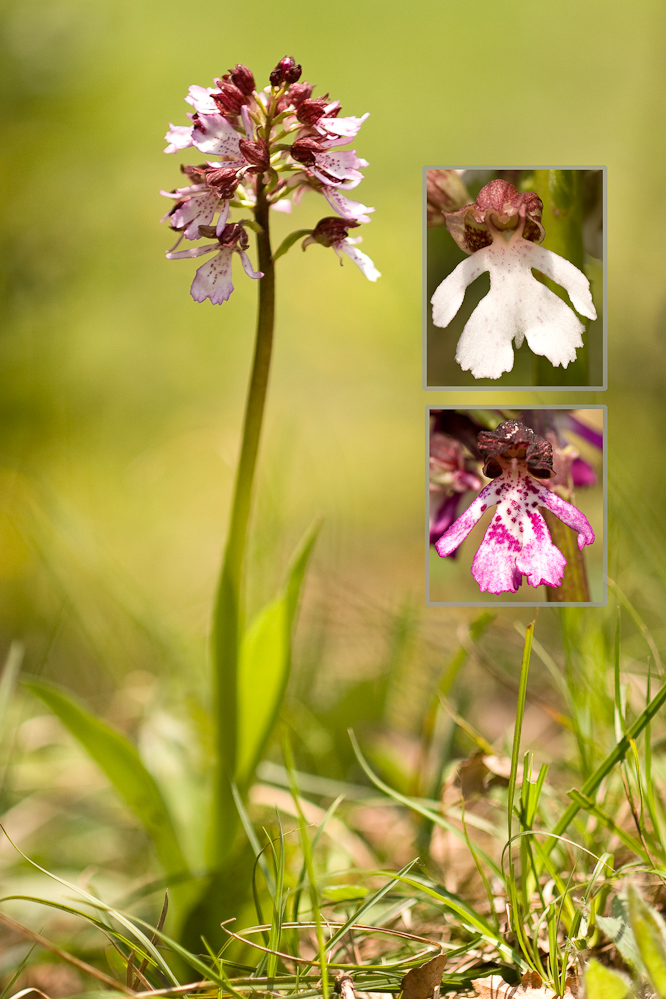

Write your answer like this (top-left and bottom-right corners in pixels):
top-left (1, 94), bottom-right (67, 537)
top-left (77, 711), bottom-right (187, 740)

top-left (166, 223), bottom-right (263, 304)
top-left (434, 421), bottom-right (595, 594)
top-left (431, 180), bottom-right (597, 380)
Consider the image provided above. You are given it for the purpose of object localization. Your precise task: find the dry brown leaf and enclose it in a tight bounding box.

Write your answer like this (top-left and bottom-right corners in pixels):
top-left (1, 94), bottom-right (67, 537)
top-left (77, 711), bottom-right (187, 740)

top-left (472, 973), bottom-right (575, 999)
top-left (401, 953), bottom-right (447, 999)
top-left (456, 751), bottom-right (523, 798)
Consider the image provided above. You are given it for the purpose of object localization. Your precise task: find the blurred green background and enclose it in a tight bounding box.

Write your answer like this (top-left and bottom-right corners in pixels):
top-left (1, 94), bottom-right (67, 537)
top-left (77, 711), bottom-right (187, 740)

top-left (2, 0), bottom-right (666, 964)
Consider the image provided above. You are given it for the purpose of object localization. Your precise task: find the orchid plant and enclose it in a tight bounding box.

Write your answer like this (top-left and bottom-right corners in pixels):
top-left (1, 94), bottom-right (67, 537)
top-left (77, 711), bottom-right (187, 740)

top-left (26, 55), bottom-right (379, 951)
top-left (429, 175), bottom-right (599, 381)
top-left (431, 416), bottom-right (598, 599)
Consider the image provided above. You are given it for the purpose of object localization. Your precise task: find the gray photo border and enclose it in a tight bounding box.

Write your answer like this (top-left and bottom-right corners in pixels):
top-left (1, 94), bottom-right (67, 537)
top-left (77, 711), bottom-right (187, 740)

top-left (422, 166), bottom-right (608, 392)
top-left (425, 404), bottom-right (608, 607)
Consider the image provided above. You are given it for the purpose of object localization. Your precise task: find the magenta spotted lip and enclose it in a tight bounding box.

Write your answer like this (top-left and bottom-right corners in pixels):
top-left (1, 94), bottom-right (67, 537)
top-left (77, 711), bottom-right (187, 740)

top-left (434, 425), bottom-right (595, 595)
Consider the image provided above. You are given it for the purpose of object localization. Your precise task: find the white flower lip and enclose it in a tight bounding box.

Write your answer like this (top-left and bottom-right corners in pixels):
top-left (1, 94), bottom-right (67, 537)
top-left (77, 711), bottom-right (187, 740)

top-left (431, 229), bottom-right (597, 380)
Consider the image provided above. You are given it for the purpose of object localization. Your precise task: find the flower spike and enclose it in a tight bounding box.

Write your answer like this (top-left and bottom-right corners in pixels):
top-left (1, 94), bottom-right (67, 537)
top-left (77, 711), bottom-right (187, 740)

top-left (162, 57), bottom-right (377, 302)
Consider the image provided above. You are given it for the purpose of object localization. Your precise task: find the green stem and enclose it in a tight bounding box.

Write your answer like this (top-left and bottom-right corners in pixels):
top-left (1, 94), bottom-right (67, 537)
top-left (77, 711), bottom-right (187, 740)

top-left (532, 170), bottom-right (589, 386)
top-left (210, 176), bottom-right (275, 867)
top-left (543, 512), bottom-right (591, 602)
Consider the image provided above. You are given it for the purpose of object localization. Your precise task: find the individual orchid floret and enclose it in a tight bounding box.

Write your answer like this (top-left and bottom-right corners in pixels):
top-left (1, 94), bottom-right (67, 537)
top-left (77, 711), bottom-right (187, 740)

top-left (429, 432), bottom-right (482, 544)
top-left (435, 420), bottom-right (595, 594)
top-left (303, 217), bottom-right (380, 281)
top-left (431, 180), bottom-right (597, 380)
top-left (166, 223), bottom-right (263, 304)
top-left (160, 165), bottom-right (240, 240)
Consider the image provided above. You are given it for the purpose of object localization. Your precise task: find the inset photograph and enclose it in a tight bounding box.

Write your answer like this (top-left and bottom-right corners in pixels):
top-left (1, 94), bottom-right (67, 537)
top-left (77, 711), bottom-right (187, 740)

top-left (427, 407), bottom-right (606, 605)
top-left (425, 168), bottom-right (605, 389)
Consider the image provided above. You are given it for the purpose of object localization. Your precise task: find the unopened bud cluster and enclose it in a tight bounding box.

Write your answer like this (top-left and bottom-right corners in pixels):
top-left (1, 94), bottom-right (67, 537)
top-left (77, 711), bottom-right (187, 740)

top-left (161, 56), bottom-right (379, 303)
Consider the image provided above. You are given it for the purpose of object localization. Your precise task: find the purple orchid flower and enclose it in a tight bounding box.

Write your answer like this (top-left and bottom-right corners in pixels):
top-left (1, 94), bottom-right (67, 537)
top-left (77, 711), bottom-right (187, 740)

top-left (434, 420), bottom-right (594, 594)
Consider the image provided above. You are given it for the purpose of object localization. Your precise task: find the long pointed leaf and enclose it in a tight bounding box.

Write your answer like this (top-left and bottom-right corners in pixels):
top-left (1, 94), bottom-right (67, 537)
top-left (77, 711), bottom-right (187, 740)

top-left (235, 520), bottom-right (320, 785)
top-left (24, 678), bottom-right (189, 881)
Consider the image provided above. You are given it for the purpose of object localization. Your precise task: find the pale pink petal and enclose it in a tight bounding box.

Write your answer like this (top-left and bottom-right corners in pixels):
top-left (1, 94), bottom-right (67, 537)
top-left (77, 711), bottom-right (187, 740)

top-left (159, 183), bottom-right (207, 202)
top-left (435, 482), bottom-right (500, 558)
top-left (515, 509), bottom-right (567, 588)
top-left (431, 249), bottom-right (490, 329)
top-left (166, 243), bottom-right (218, 260)
top-left (525, 241), bottom-right (597, 320)
top-left (339, 242), bottom-right (381, 281)
top-left (191, 114), bottom-right (242, 157)
top-left (240, 105), bottom-right (254, 140)
top-left (271, 199), bottom-right (292, 213)
top-left (531, 482), bottom-right (595, 549)
top-left (238, 251), bottom-right (263, 280)
top-left (323, 186), bottom-right (374, 222)
top-left (314, 150), bottom-right (366, 183)
top-left (185, 85), bottom-right (219, 114)
top-left (215, 200), bottom-right (230, 236)
top-left (164, 123), bottom-right (194, 154)
top-left (171, 190), bottom-right (219, 240)
top-left (190, 248), bottom-right (234, 303)
top-left (316, 113), bottom-right (370, 140)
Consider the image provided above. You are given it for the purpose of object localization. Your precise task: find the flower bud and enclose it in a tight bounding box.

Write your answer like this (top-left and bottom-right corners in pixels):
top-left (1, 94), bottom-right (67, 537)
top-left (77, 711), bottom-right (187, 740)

top-left (270, 56), bottom-right (302, 87)
top-left (239, 139), bottom-right (270, 169)
top-left (290, 137), bottom-right (326, 165)
top-left (296, 97), bottom-right (330, 126)
top-left (225, 63), bottom-right (255, 96)
top-left (426, 170), bottom-right (470, 227)
top-left (212, 84), bottom-right (248, 116)
top-left (205, 167), bottom-right (240, 198)
top-left (309, 216), bottom-right (360, 247)
top-left (287, 82), bottom-right (314, 107)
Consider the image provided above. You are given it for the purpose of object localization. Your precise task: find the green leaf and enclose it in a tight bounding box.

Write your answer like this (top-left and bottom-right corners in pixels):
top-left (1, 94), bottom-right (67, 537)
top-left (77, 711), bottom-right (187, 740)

top-left (235, 520), bottom-right (320, 786)
top-left (272, 228), bottom-right (313, 262)
top-left (584, 959), bottom-right (630, 999)
top-left (24, 678), bottom-right (189, 880)
top-left (597, 895), bottom-right (644, 973)
top-left (628, 883), bottom-right (666, 996)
